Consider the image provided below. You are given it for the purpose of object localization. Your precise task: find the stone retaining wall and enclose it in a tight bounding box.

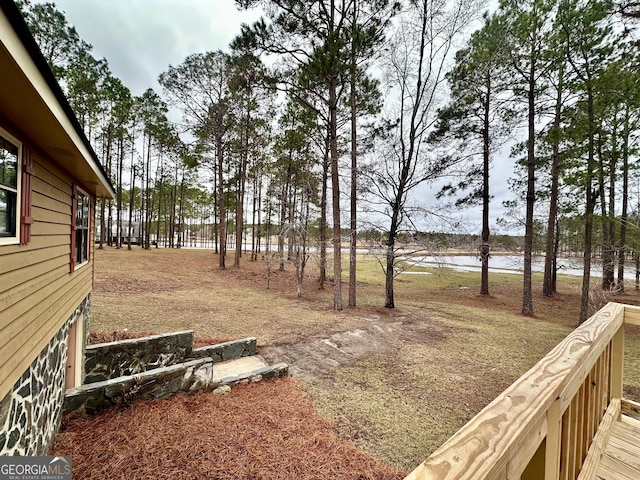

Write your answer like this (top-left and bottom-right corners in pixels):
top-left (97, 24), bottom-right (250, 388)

top-left (84, 331), bottom-right (194, 383)
top-left (64, 359), bottom-right (289, 415)
top-left (191, 337), bottom-right (257, 362)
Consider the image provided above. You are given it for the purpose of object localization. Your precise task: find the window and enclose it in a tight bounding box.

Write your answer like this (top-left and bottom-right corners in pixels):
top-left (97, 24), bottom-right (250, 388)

top-left (74, 188), bottom-right (90, 267)
top-left (0, 129), bottom-right (21, 244)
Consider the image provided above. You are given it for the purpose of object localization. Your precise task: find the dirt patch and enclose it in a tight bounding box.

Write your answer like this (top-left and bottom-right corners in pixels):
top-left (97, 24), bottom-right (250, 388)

top-left (52, 378), bottom-right (406, 480)
top-left (261, 308), bottom-right (456, 382)
top-left (298, 302), bottom-right (574, 470)
top-left (624, 385), bottom-right (640, 403)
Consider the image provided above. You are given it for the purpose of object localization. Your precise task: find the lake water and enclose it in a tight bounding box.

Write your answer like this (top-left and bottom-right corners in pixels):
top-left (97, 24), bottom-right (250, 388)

top-left (404, 254), bottom-right (639, 280)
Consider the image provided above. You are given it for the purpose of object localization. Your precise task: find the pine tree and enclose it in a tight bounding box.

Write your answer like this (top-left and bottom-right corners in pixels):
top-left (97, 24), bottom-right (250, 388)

top-left (430, 12), bottom-right (510, 296)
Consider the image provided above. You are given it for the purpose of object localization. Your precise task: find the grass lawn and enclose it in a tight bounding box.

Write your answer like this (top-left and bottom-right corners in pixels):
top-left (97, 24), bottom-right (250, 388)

top-left (55, 246), bottom-right (640, 476)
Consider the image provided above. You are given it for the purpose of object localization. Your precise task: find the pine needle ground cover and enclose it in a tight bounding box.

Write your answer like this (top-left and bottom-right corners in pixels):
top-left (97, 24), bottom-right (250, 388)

top-left (52, 378), bottom-right (405, 480)
top-left (60, 247), bottom-right (640, 476)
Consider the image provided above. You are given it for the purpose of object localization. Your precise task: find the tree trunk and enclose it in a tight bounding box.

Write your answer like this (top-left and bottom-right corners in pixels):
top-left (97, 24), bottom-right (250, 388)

top-left (579, 89), bottom-right (596, 324)
top-left (116, 135), bottom-right (124, 249)
top-left (348, 2), bottom-right (357, 308)
top-left (385, 244), bottom-right (395, 308)
top-left (256, 174), bottom-right (263, 257)
top-left (296, 191), bottom-right (311, 299)
top-left (581, 193), bottom-right (595, 323)
top-left (177, 168), bottom-right (186, 249)
top-left (99, 198), bottom-right (106, 249)
top-left (329, 1), bottom-right (342, 311)
top-left (480, 87), bottom-right (490, 296)
top-left (155, 149), bottom-right (164, 249)
top-left (606, 134), bottom-right (616, 288)
top-left (217, 137), bottom-right (226, 269)
top-left (330, 83), bottom-right (342, 310)
top-left (319, 133), bottom-right (329, 289)
top-left (127, 164), bottom-right (135, 250)
top-left (99, 128), bottom-right (111, 249)
top-left (287, 175), bottom-right (296, 262)
top-left (235, 116), bottom-right (250, 268)
top-left (597, 131), bottom-right (613, 290)
top-left (522, 62), bottom-right (536, 316)
top-left (144, 133), bottom-right (152, 249)
top-left (278, 166), bottom-right (290, 272)
top-left (170, 162), bottom-right (178, 248)
top-left (251, 172), bottom-right (258, 261)
top-left (105, 126), bottom-right (113, 247)
top-left (139, 134), bottom-right (146, 248)
top-left (552, 218), bottom-right (560, 293)
top-left (265, 195), bottom-right (272, 254)
top-left (617, 105), bottom-right (630, 292)
top-left (212, 176), bottom-right (219, 253)
top-left (385, 206), bottom-right (401, 308)
top-left (543, 63), bottom-right (563, 297)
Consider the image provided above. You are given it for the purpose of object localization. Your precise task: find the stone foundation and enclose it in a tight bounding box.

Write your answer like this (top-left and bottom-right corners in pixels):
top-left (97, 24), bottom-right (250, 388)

top-left (0, 295), bottom-right (90, 456)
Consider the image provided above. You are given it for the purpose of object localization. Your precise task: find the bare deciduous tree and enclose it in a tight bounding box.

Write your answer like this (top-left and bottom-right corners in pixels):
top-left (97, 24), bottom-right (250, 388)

top-left (363, 0), bottom-right (483, 308)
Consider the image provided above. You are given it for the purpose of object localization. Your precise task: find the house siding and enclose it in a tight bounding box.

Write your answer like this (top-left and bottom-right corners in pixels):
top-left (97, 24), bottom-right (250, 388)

top-left (0, 125), bottom-right (95, 412)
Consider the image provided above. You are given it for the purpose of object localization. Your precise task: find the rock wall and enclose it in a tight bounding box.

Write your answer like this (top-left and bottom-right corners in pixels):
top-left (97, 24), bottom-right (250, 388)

top-left (84, 331), bottom-right (194, 383)
top-left (0, 295), bottom-right (90, 456)
top-left (64, 359), bottom-right (289, 415)
top-left (191, 337), bottom-right (257, 362)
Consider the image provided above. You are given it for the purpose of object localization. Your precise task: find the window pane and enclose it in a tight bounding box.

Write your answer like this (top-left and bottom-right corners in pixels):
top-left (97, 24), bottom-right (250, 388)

top-left (76, 195), bottom-right (83, 226)
top-left (76, 228), bottom-right (83, 264)
top-left (76, 228), bottom-right (88, 264)
top-left (0, 188), bottom-right (17, 236)
top-left (75, 191), bottom-right (90, 264)
top-left (82, 198), bottom-right (89, 227)
top-left (0, 136), bottom-right (18, 189)
top-left (82, 230), bottom-right (88, 263)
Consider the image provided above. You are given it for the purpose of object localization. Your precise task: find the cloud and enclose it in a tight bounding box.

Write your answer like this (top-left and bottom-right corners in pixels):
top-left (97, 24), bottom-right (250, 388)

top-left (44, 0), bottom-right (262, 95)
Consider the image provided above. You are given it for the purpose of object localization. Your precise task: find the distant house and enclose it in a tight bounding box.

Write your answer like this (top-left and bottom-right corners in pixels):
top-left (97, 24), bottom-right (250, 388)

top-left (0, 2), bottom-right (114, 455)
top-left (96, 219), bottom-right (142, 245)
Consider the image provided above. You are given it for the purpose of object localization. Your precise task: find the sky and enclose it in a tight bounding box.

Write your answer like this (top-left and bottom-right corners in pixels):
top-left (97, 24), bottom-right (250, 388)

top-left (41, 0), bottom-right (263, 96)
top-left (34, 0), bottom-right (518, 236)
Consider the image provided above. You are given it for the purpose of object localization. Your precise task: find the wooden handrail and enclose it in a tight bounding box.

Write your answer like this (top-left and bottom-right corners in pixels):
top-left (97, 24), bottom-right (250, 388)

top-left (405, 302), bottom-right (631, 480)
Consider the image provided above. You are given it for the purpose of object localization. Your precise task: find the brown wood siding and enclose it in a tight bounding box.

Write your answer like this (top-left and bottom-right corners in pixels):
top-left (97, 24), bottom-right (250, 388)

top-left (0, 136), bottom-right (95, 402)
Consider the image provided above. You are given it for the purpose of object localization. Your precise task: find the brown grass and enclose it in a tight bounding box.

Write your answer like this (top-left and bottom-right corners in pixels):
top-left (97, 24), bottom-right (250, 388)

top-left (52, 378), bottom-right (405, 480)
top-left (91, 248), bottom-right (377, 346)
top-left (75, 247), bottom-right (640, 474)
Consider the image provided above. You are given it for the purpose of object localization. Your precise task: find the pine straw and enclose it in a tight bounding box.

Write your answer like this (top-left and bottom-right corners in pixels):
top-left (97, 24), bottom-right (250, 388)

top-left (51, 378), bottom-right (406, 480)
top-left (89, 330), bottom-right (233, 348)
top-left (88, 331), bottom-right (158, 344)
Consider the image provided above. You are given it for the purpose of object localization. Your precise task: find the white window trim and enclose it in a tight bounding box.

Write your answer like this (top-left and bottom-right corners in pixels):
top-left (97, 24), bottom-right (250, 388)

top-left (0, 126), bottom-right (21, 246)
top-left (74, 186), bottom-right (90, 269)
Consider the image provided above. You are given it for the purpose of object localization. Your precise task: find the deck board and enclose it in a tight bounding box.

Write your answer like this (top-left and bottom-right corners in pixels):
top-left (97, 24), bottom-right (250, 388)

top-left (595, 415), bottom-right (640, 480)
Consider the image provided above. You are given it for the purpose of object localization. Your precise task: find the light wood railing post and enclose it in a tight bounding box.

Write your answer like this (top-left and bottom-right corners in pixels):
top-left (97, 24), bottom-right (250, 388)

top-left (610, 325), bottom-right (624, 403)
top-left (545, 398), bottom-right (562, 480)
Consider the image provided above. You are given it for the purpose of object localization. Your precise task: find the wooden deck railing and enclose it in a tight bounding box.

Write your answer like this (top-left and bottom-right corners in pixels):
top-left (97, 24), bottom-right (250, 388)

top-left (405, 302), bottom-right (640, 480)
